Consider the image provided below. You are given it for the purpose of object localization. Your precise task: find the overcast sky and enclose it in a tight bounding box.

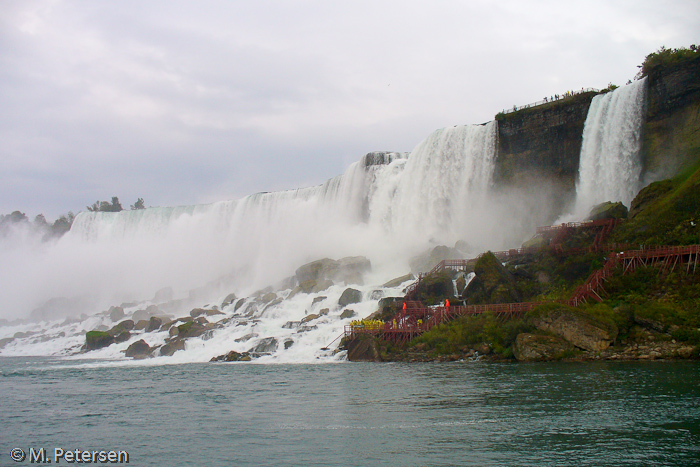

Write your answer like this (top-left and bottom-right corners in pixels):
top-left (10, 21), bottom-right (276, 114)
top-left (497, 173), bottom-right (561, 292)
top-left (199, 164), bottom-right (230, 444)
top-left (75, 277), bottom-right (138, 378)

top-left (1, 0), bottom-right (699, 218)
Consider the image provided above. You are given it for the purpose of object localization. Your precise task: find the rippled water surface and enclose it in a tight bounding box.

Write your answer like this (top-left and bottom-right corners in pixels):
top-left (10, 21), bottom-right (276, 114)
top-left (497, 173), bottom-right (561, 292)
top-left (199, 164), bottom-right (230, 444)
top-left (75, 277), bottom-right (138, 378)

top-left (1, 358), bottom-right (699, 466)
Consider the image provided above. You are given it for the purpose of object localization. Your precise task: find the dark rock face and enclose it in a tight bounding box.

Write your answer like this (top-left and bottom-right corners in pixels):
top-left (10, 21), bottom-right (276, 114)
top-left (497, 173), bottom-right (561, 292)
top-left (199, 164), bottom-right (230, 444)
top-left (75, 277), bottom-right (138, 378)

top-left (125, 339), bottom-right (152, 359)
top-left (338, 288), bottom-right (362, 307)
top-left (512, 333), bottom-right (574, 361)
top-left (221, 293), bottom-right (237, 308)
top-left (495, 92), bottom-right (596, 196)
top-left (346, 335), bottom-right (382, 362)
top-left (464, 252), bottom-right (520, 304)
top-left (114, 331), bottom-right (131, 343)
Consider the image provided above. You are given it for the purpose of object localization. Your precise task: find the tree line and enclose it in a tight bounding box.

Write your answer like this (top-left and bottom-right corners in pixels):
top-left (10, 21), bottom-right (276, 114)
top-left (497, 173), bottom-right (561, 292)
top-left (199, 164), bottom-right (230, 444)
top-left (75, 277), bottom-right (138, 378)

top-left (1, 196), bottom-right (146, 241)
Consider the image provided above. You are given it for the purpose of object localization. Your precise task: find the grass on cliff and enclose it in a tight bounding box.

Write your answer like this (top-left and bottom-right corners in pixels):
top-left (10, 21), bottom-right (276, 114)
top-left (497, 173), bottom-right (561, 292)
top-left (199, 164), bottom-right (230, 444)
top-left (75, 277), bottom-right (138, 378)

top-left (611, 162), bottom-right (700, 246)
top-left (410, 313), bottom-right (531, 357)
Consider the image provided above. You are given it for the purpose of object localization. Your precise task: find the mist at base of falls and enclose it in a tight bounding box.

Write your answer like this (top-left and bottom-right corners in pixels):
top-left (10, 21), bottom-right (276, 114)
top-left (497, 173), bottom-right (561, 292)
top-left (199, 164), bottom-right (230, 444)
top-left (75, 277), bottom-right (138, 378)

top-left (0, 110), bottom-right (645, 362)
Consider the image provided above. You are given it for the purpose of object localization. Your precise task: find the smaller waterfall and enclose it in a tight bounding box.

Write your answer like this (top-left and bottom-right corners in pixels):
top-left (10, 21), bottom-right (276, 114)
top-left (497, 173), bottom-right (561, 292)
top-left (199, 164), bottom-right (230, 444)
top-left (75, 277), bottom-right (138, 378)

top-left (572, 78), bottom-right (647, 218)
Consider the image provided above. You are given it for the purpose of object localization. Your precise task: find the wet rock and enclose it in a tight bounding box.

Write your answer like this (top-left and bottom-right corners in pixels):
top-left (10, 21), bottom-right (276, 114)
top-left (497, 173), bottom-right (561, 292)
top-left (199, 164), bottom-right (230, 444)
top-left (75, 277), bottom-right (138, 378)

top-left (249, 337), bottom-right (278, 354)
top-left (260, 292), bottom-right (278, 304)
top-left (221, 293), bottom-right (238, 308)
top-left (319, 308), bottom-right (330, 316)
top-left (296, 325), bottom-right (318, 333)
top-left (338, 288), bottom-right (362, 307)
top-left (160, 339), bottom-right (186, 356)
top-left (284, 339), bottom-right (294, 349)
top-left (312, 296), bottom-right (327, 306)
top-left (282, 321), bottom-right (301, 329)
top-left (176, 321), bottom-right (208, 339)
top-left (108, 306), bottom-right (125, 322)
top-left (512, 333), bottom-right (574, 361)
top-left (146, 316), bottom-right (163, 332)
top-left (301, 313), bottom-right (320, 324)
top-left (85, 331), bottom-right (114, 351)
top-left (125, 339), bottom-right (152, 359)
top-left (0, 337), bottom-right (14, 349)
top-left (134, 319), bottom-right (150, 331)
top-left (210, 350), bottom-right (252, 362)
top-left (114, 330), bottom-right (131, 343)
top-left (190, 308), bottom-right (224, 318)
top-left (132, 305), bottom-right (162, 322)
top-left (108, 320), bottom-right (134, 336)
top-left (369, 290), bottom-right (384, 300)
top-left (340, 309), bottom-right (356, 319)
top-left (235, 333), bottom-right (258, 342)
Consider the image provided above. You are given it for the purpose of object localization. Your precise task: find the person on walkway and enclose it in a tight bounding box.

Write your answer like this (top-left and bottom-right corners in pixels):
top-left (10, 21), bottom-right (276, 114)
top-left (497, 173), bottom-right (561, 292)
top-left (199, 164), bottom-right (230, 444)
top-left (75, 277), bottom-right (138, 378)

top-left (445, 298), bottom-right (450, 310)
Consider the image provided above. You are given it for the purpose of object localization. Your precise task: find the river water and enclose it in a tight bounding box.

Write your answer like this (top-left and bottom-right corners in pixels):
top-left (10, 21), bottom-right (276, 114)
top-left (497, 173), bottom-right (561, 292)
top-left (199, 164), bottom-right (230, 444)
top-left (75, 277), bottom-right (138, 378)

top-left (1, 358), bottom-right (698, 466)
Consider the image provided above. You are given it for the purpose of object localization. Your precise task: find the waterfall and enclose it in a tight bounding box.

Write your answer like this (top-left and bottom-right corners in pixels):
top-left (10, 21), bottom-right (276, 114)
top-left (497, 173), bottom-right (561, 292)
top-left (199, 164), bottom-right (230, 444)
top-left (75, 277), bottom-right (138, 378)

top-left (1, 123), bottom-right (507, 362)
top-left (572, 78), bottom-right (647, 218)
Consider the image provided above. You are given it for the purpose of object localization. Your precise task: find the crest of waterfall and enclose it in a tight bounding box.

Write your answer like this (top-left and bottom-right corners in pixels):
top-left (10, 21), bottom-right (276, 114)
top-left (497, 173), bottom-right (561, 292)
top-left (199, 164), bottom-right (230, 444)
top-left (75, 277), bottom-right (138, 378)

top-left (572, 78), bottom-right (647, 218)
top-left (369, 122), bottom-right (498, 245)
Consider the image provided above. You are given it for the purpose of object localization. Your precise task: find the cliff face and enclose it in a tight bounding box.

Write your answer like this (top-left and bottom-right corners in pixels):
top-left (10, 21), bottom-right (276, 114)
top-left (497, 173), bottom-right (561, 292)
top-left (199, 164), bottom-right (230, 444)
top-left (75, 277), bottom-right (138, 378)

top-left (494, 91), bottom-right (596, 187)
top-left (493, 55), bottom-right (700, 211)
top-left (642, 54), bottom-right (700, 182)
top-left (493, 91), bottom-right (597, 217)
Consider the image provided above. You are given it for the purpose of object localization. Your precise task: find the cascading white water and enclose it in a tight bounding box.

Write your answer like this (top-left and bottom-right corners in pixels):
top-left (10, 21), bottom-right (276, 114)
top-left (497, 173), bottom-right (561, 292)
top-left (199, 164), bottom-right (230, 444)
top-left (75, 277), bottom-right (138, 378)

top-left (572, 78), bottom-right (647, 218)
top-left (0, 123), bottom-right (512, 363)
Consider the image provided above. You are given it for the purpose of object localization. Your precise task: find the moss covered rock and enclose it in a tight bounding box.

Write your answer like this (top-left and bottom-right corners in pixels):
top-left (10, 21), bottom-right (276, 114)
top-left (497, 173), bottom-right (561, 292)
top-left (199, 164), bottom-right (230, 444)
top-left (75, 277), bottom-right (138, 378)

top-left (512, 333), bottom-right (575, 361)
top-left (464, 252), bottom-right (520, 304)
top-left (528, 305), bottom-right (617, 351)
top-left (587, 201), bottom-right (628, 220)
top-left (85, 330), bottom-right (114, 351)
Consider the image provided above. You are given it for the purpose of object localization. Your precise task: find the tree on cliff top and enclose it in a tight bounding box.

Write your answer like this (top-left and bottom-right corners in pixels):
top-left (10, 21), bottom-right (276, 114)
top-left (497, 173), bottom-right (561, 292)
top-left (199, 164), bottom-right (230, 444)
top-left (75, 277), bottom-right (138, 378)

top-left (637, 45), bottom-right (699, 79)
top-left (87, 196), bottom-right (123, 213)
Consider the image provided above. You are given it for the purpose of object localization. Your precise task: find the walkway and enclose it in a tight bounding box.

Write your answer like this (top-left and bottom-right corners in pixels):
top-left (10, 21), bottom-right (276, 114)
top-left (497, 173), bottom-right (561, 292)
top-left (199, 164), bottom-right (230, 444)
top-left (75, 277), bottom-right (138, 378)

top-left (346, 219), bottom-right (700, 343)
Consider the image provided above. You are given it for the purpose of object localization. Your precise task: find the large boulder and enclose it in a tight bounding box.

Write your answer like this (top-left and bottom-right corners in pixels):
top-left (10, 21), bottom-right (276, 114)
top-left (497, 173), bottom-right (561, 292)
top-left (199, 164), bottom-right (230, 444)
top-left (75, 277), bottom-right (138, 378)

top-left (512, 333), bottom-right (574, 361)
top-left (125, 339), bottom-right (152, 359)
top-left (295, 258), bottom-right (339, 283)
top-left (108, 306), bottom-right (125, 322)
top-left (464, 252), bottom-right (520, 304)
top-left (528, 306), bottom-right (617, 352)
top-left (587, 201), bottom-right (628, 221)
top-left (295, 256), bottom-right (371, 285)
top-left (338, 288), bottom-right (362, 307)
top-left (160, 339), bottom-right (186, 356)
top-left (146, 316), bottom-right (163, 332)
top-left (85, 331), bottom-right (114, 351)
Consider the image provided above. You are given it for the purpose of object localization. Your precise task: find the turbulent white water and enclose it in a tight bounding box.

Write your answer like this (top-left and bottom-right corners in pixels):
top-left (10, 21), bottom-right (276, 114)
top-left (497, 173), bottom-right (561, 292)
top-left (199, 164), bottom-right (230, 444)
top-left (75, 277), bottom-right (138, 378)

top-left (1, 121), bottom-right (549, 363)
top-left (571, 78), bottom-right (647, 218)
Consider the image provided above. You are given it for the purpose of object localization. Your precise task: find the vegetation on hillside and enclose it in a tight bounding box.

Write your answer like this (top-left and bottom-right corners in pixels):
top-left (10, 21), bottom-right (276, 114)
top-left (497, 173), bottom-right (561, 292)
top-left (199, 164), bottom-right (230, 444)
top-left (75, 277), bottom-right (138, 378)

top-left (637, 45), bottom-right (699, 79)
